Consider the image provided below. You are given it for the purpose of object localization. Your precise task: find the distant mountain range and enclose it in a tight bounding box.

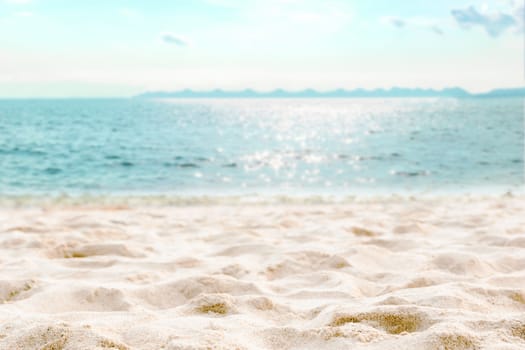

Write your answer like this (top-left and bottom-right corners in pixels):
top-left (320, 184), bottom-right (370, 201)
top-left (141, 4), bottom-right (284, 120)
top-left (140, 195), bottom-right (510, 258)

top-left (137, 87), bottom-right (525, 99)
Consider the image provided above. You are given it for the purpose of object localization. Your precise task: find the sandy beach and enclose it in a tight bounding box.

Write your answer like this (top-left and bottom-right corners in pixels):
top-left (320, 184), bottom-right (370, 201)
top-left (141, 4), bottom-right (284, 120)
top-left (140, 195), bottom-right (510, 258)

top-left (0, 195), bottom-right (524, 349)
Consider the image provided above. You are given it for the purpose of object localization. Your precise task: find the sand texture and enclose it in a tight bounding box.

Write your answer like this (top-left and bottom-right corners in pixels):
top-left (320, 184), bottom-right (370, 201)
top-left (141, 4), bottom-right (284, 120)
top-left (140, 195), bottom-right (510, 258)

top-left (0, 196), bottom-right (524, 349)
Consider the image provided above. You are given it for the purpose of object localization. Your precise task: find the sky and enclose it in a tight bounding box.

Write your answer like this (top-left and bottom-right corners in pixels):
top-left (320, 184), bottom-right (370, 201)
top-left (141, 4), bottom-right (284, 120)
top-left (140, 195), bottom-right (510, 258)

top-left (0, 0), bottom-right (523, 97)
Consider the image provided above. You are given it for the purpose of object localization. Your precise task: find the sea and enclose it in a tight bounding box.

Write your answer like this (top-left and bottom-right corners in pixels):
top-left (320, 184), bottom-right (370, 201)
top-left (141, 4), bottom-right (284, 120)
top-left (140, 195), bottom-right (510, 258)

top-left (0, 98), bottom-right (523, 199)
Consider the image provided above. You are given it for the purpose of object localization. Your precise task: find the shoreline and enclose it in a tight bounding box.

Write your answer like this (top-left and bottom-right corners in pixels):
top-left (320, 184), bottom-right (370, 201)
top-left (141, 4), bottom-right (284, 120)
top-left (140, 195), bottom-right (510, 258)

top-left (0, 190), bottom-right (523, 208)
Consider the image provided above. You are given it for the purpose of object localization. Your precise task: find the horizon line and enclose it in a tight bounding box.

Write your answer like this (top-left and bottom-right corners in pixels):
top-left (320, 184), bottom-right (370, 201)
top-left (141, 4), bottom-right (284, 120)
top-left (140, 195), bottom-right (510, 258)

top-left (1, 85), bottom-right (524, 100)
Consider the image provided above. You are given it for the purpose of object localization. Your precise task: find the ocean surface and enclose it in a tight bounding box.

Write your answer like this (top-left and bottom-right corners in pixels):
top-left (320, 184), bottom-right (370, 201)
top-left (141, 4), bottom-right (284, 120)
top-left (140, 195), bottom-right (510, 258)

top-left (0, 98), bottom-right (523, 197)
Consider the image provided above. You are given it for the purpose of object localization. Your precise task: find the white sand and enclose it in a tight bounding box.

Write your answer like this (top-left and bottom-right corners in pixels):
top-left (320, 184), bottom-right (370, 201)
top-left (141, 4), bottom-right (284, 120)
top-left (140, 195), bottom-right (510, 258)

top-left (0, 195), bottom-right (524, 349)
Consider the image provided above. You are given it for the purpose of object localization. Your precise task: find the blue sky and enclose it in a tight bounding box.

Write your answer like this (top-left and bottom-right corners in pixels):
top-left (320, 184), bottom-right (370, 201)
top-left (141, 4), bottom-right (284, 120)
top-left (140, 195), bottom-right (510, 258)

top-left (0, 0), bottom-right (523, 97)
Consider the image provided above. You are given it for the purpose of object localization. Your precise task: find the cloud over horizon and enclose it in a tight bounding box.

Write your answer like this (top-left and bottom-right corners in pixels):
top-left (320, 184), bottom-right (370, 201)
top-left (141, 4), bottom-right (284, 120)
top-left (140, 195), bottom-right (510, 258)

top-left (160, 33), bottom-right (188, 46)
top-left (383, 16), bottom-right (406, 28)
top-left (382, 16), bottom-right (444, 35)
top-left (430, 25), bottom-right (444, 35)
top-left (451, 5), bottom-right (517, 37)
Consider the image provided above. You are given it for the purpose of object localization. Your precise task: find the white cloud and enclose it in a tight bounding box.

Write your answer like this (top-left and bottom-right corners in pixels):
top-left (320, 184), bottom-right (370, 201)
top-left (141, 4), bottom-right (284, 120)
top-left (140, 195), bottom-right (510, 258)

top-left (205, 0), bottom-right (352, 31)
top-left (511, 0), bottom-right (524, 33)
top-left (451, 5), bottom-right (517, 37)
top-left (118, 8), bottom-right (142, 20)
top-left (382, 16), bottom-right (406, 28)
top-left (204, 0), bottom-right (238, 9)
top-left (4, 0), bottom-right (32, 4)
top-left (15, 11), bottom-right (33, 17)
top-left (383, 2), bottom-right (522, 38)
top-left (160, 33), bottom-right (188, 46)
top-left (381, 16), bottom-right (444, 35)
top-left (430, 25), bottom-right (444, 35)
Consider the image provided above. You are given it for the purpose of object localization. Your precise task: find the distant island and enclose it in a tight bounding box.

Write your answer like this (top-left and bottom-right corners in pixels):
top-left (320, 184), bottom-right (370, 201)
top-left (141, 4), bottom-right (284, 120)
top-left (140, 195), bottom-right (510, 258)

top-left (137, 87), bottom-right (525, 99)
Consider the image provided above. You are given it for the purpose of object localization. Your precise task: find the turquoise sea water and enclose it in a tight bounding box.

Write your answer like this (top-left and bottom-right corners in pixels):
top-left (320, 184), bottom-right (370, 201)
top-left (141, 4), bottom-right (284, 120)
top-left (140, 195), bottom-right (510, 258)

top-left (0, 98), bottom-right (523, 197)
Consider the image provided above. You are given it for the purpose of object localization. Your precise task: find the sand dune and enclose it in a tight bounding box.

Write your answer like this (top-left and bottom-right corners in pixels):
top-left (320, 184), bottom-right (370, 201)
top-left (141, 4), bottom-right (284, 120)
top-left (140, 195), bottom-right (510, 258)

top-left (0, 196), bottom-right (524, 349)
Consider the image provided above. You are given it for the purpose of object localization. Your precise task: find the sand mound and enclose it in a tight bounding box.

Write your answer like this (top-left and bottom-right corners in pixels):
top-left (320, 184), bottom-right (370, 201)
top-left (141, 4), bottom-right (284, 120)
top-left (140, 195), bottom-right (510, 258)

top-left (135, 275), bottom-right (260, 309)
top-left (0, 279), bottom-right (36, 303)
top-left (0, 323), bottom-right (130, 350)
top-left (191, 293), bottom-right (236, 315)
top-left (422, 331), bottom-right (480, 350)
top-left (328, 307), bottom-right (431, 334)
top-left (49, 243), bottom-right (143, 259)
